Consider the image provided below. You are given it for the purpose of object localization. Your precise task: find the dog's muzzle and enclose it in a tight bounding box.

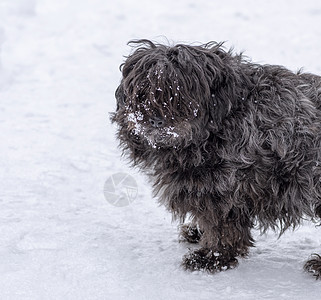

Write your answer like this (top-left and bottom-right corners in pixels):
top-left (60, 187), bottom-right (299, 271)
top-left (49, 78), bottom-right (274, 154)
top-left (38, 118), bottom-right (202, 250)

top-left (149, 116), bottom-right (165, 128)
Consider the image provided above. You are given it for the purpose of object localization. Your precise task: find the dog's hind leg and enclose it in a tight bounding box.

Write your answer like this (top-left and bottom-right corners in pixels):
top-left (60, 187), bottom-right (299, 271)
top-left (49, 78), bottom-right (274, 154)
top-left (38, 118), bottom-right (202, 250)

top-left (304, 205), bottom-right (321, 279)
top-left (179, 223), bottom-right (203, 244)
top-left (305, 255), bottom-right (321, 279)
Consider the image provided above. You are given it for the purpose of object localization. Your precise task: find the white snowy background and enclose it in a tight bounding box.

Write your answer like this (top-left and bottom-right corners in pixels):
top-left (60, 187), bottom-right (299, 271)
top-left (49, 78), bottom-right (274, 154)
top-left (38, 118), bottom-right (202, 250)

top-left (1, 0), bottom-right (321, 299)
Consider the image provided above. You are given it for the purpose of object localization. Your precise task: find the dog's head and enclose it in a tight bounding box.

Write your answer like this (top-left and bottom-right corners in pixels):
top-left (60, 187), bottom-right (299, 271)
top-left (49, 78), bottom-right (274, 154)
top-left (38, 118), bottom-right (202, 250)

top-left (112, 39), bottom-right (241, 150)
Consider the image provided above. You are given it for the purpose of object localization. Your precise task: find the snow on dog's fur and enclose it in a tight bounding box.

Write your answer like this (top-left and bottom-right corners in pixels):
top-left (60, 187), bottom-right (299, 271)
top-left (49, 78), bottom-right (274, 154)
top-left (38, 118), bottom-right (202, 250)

top-left (111, 39), bottom-right (321, 279)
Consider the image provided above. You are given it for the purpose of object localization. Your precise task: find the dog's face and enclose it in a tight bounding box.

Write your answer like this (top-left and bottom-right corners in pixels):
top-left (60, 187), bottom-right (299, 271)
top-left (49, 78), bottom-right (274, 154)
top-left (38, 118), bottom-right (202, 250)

top-left (115, 65), bottom-right (201, 149)
top-left (112, 40), bottom-right (236, 150)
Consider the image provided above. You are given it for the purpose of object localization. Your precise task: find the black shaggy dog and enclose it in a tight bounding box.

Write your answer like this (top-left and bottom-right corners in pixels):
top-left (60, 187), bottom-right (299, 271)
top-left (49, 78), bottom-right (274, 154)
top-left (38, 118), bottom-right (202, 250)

top-left (111, 39), bottom-right (321, 279)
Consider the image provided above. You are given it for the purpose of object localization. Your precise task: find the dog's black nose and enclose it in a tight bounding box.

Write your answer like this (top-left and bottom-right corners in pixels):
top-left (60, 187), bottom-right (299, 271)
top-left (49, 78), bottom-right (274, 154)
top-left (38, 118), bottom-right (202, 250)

top-left (149, 116), bottom-right (165, 128)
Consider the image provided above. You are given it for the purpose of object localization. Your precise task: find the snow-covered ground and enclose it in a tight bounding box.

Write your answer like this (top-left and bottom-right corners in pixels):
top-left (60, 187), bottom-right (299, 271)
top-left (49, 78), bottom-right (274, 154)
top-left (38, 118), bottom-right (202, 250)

top-left (1, 0), bottom-right (321, 299)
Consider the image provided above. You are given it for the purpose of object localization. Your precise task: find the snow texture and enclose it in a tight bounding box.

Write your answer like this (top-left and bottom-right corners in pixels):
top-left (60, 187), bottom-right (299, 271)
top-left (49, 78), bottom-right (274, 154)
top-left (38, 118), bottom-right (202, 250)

top-left (1, 0), bottom-right (321, 299)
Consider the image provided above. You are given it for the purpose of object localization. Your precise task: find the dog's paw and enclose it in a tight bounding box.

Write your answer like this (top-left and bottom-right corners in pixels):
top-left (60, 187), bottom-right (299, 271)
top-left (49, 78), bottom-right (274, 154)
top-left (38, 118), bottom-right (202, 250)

top-left (304, 254), bottom-right (321, 280)
top-left (182, 248), bottom-right (238, 273)
top-left (179, 224), bottom-right (203, 244)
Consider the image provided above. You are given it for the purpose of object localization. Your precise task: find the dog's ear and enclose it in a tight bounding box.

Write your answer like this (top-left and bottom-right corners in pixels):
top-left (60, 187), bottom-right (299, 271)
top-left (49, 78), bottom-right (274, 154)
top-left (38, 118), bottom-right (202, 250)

top-left (208, 61), bottom-right (242, 131)
top-left (115, 82), bottom-right (125, 111)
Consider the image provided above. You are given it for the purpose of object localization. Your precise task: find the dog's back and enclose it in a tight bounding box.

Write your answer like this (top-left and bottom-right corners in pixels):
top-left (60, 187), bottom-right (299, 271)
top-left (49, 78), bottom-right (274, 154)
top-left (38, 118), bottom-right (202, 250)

top-left (297, 72), bottom-right (321, 109)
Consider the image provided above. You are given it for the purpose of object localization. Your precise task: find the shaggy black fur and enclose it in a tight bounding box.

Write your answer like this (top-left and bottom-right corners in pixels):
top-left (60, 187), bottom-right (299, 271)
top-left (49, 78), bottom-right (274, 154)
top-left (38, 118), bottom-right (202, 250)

top-left (180, 223), bottom-right (203, 244)
top-left (111, 39), bottom-right (321, 279)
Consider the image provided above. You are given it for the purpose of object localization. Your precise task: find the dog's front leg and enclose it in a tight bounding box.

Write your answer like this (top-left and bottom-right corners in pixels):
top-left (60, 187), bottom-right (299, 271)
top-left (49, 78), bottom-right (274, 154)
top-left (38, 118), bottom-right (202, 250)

top-left (179, 223), bottom-right (203, 244)
top-left (182, 209), bottom-right (254, 273)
